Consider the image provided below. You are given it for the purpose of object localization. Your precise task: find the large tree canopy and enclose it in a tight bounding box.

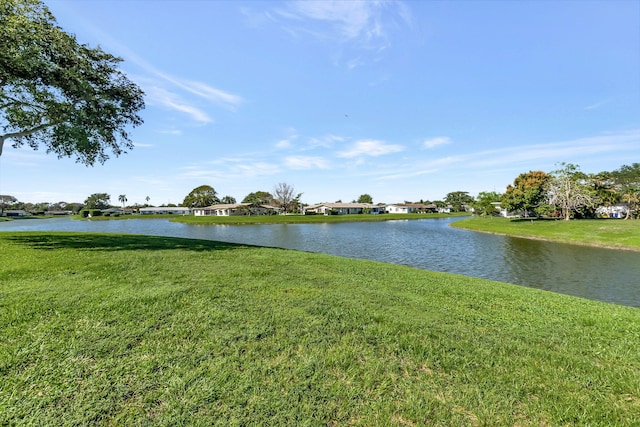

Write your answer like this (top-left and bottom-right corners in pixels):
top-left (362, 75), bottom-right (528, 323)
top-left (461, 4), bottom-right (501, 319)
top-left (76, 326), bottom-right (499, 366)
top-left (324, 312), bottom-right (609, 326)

top-left (242, 191), bottom-right (274, 205)
top-left (444, 191), bottom-right (474, 212)
top-left (501, 171), bottom-right (549, 217)
top-left (0, 0), bottom-right (144, 165)
top-left (183, 185), bottom-right (219, 208)
top-left (357, 194), bottom-right (373, 204)
top-left (0, 194), bottom-right (18, 213)
top-left (613, 163), bottom-right (640, 219)
top-left (473, 191), bottom-right (502, 216)
top-left (83, 193), bottom-right (110, 210)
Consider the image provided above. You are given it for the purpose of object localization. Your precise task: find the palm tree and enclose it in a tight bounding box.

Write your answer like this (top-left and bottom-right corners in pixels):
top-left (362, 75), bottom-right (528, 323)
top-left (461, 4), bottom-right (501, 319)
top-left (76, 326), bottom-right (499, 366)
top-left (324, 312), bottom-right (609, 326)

top-left (118, 194), bottom-right (127, 210)
top-left (145, 196), bottom-right (150, 206)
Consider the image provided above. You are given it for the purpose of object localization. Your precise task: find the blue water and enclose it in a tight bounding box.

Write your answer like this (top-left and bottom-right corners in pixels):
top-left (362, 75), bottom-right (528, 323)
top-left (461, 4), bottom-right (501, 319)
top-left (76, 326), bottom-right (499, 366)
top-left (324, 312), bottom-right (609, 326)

top-left (2, 216), bottom-right (639, 307)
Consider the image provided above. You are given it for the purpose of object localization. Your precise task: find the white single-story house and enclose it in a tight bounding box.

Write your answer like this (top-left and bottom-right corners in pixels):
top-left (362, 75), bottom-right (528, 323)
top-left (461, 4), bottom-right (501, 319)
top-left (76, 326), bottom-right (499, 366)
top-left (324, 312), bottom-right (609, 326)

top-left (386, 203), bottom-right (437, 214)
top-left (193, 203), bottom-right (279, 216)
top-left (304, 203), bottom-right (384, 215)
top-left (139, 207), bottom-right (192, 215)
top-left (491, 202), bottom-right (520, 218)
top-left (45, 210), bottom-right (74, 216)
top-left (596, 204), bottom-right (629, 219)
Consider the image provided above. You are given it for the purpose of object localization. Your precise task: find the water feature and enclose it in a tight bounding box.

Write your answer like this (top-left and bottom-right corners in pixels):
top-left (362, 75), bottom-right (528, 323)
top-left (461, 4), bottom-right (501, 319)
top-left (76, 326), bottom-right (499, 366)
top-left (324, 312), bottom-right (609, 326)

top-left (2, 216), bottom-right (639, 307)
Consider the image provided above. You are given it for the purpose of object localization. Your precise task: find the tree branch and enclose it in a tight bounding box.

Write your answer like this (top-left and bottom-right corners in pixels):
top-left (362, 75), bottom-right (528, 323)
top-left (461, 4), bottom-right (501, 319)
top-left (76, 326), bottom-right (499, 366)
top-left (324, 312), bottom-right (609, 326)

top-left (0, 94), bottom-right (49, 112)
top-left (0, 122), bottom-right (56, 156)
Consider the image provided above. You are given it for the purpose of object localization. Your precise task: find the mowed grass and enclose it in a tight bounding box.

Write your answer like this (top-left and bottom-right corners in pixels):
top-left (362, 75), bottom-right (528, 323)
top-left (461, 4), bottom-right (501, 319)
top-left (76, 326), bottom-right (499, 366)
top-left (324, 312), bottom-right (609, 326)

top-left (452, 216), bottom-right (640, 251)
top-left (1, 232), bottom-right (639, 426)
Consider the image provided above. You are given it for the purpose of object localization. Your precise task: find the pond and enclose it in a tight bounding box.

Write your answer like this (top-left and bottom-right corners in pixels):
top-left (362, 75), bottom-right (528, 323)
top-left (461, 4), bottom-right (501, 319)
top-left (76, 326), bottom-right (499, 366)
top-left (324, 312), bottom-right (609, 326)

top-left (2, 216), bottom-right (639, 308)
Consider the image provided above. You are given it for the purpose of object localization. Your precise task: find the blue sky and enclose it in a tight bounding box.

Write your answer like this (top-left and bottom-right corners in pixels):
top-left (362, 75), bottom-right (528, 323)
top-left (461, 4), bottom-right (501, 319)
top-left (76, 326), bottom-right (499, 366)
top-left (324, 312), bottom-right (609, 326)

top-left (1, 0), bottom-right (639, 206)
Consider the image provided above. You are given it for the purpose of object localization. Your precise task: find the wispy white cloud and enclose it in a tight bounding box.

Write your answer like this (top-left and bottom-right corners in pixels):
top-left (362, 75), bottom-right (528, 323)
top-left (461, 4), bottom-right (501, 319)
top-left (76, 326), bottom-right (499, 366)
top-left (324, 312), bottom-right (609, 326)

top-left (280, 1), bottom-right (396, 44)
top-left (346, 56), bottom-right (365, 70)
top-left (584, 99), bottom-right (611, 110)
top-left (230, 162), bottom-right (282, 177)
top-left (175, 167), bottom-right (225, 180)
top-left (144, 86), bottom-right (212, 124)
top-left (133, 142), bottom-right (153, 148)
top-left (170, 79), bottom-right (243, 111)
top-left (3, 150), bottom-right (45, 161)
top-left (157, 129), bottom-right (182, 135)
top-left (112, 40), bottom-right (244, 112)
top-left (276, 139), bottom-right (293, 149)
top-left (337, 139), bottom-right (405, 158)
top-left (273, 1), bottom-right (411, 67)
top-left (275, 127), bottom-right (300, 149)
top-left (470, 131), bottom-right (640, 168)
top-left (423, 137), bottom-right (452, 149)
top-left (376, 169), bottom-right (437, 181)
top-left (308, 134), bottom-right (345, 149)
top-left (63, 20), bottom-right (243, 120)
top-left (179, 157), bottom-right (282, 182)
top-left (284, 155), bottom-right (330, 170)
top-left (378, 130), bottom-right (640, 181)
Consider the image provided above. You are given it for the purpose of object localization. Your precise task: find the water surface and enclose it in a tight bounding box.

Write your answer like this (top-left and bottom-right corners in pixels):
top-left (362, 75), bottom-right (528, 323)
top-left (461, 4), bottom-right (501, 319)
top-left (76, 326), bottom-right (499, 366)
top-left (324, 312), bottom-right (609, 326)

top-left (2, 216), bottom-right (639, 307)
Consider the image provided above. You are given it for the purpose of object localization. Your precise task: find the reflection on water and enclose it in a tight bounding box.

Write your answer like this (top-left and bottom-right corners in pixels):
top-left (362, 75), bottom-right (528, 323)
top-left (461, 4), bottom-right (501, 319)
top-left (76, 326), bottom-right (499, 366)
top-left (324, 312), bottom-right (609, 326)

top-left (503, 237), bottom-right (640, 307)
top-left (2, 216), bottom-right (639, 307)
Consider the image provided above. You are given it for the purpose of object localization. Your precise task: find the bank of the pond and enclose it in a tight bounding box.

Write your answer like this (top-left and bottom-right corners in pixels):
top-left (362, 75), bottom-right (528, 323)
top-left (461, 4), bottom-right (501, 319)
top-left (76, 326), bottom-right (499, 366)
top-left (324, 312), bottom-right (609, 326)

top-left (5, 212), bottom-right (468, 224)
top-left (452, 216), bottom-right (640, 252)
top-left (2, 232), bottom-right (639, 425)
top-left (172, 212), bottom-right (469, 225)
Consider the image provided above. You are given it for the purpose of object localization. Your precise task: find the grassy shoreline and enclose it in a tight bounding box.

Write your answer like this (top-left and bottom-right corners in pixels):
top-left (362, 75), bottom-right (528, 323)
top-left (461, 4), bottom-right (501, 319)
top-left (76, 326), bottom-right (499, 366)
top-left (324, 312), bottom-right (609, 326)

top-left (452, 216), bottom-right (640, 252)
top-left (2, 212), bottom-right (468, 225)
top-left (175, 212), bottom-right (470, 225)
top-left (2, 231), bottom-right (639, 425)
top-left (67, 212), bottom-right (468, 224)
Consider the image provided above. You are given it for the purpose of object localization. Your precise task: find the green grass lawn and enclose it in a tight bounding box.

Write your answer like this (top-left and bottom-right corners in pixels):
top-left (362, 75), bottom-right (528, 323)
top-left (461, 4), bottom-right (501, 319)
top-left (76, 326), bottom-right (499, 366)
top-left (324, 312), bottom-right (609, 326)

top-left (2, 232), bottom-right (639, 425)
top-left (452, 216), bottom-right (640, 251)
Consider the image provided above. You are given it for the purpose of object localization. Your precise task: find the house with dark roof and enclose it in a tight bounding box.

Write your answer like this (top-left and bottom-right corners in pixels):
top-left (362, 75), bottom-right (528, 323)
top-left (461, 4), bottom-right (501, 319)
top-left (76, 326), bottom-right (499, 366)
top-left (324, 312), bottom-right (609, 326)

top-left (139, 207), bottom-right (192, 215)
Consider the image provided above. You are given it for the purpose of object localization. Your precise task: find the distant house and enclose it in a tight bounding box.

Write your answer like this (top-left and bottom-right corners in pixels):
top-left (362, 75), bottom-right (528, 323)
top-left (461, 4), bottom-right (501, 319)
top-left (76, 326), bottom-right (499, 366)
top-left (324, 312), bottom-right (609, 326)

top-left (2, 210), bottom-right (29, 217)
top-left (596, 204), bottom-right (629, 219)
top-left (490, 202), bottom-right (524, 218)
top-left (304, 203), bottom-right (384, 215)
top-left (101, 208), bottom-right (124, 215)
top-left (386, 203), bottom-right (437, 214)
top-left (193, 203), bottom-right (278, 217)
top-left (45, 210), bottom-right (74, 216)
top-left (437, 205), bottom-right (453, 214)
top-left (139, 207), bottom-right (192, 215)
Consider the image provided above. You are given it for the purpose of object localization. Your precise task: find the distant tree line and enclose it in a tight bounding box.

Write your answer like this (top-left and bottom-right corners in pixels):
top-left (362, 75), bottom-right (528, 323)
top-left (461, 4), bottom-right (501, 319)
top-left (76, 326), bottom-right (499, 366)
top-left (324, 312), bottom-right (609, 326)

top-left (181, 182), bottom-right (303, 214)
top-left (405, 162), bottom-right (640, 220)
top-left (490, 162), bottom-right (639, 220)
top-left (4, 163), bottom-right (637, 220)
